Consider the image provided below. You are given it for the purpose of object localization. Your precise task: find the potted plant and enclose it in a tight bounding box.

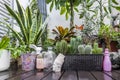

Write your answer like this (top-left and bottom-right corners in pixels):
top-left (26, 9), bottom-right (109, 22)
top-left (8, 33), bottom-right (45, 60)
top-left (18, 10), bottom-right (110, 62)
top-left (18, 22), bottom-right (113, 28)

top-left (9, 45), bottom-right (26, 71)
top-left (92, 42), bottom-right (103, 54)
top-left (3, 0), bottom-right (47, 71)
top-left (54, 37), bottom-right (103, 71)
top-left (0, 36), bottom-right (10, 71)
top-left (116, 39), bottom-right (120, 54)
top-left (52, 26), bottom-right (75, 44)
top-left (98, 25), bottom-right (119, 51)
top-left (62, 43), bottom-right (103, 71)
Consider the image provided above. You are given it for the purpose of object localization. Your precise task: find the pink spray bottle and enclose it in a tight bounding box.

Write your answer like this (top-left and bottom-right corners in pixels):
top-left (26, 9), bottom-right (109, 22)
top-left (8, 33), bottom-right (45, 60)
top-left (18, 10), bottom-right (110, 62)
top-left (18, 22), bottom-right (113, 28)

top-left (103, 48), bottom-right (112, 71)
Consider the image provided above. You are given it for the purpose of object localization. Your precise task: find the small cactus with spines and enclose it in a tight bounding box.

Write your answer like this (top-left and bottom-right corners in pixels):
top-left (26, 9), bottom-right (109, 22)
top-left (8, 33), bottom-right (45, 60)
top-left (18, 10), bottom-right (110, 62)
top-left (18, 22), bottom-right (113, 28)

top-left (55, 40), bottom-right (68, 54)
top-left (67, 44), bottom-right (72, 54)
top-left (55, 41), bottom-right (61, 54)
top-left (70, 38), bottom-right (78, 54)
top-left (60, 40), bottom-right (68, 54)
top-left (76, 36), bottom-right (82, 45)
top-left (84, 45), bottom-right (92, 54)
top-left (78, 45), bottom-right (85, 54)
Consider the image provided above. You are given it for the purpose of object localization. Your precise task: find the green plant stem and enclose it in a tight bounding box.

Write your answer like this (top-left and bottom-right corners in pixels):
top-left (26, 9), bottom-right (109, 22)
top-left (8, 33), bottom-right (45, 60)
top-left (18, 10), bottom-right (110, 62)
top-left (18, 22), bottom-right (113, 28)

top-left (97, 0), bottom-right (103, 27)
top-left (70, 0), bottom-right (74, 28)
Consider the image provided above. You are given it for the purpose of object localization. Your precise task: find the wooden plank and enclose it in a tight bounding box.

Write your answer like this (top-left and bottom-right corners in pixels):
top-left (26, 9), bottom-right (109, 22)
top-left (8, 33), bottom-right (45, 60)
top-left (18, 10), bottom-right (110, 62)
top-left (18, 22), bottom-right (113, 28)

top-left (6, 70), bottom-right (35, 80)
top-left (60, 71), bottom-right (77, 80)
top-left (105, 71), bottom-right (120, 80)
top-left (114, 70), bottom-right (120, 73)
top-left (41, 71), bottom-right (63, 80)
top-left (0, 70), bottom-right (11, 80)
top-left (91, 71), bottom-right (113, 80)
top-left (0, 69), bottom-right (25, 80)
top-left (24, 71), bottom-right (52, 80)
top-left (78, 71), bottom-right (96, 80)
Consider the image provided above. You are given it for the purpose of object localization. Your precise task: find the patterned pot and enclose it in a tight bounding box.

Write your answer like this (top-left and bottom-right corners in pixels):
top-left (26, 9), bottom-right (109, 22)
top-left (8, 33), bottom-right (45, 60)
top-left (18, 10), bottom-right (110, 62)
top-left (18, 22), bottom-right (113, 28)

top-left (21, 53), bottom-right (36, 71)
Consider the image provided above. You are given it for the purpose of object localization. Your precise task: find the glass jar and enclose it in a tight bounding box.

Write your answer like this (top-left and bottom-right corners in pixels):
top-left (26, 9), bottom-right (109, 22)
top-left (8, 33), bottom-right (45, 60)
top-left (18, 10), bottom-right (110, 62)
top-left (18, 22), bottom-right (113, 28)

top-left (43, 47), bottom-right (56, 70)
top-left (36, 54), bottom-right (44, 70)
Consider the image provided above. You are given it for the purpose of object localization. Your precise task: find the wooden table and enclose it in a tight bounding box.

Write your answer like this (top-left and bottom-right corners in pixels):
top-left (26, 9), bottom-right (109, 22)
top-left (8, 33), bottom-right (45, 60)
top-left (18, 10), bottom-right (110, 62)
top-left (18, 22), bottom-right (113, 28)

top-left (0, 69), bottom-right (120, 80)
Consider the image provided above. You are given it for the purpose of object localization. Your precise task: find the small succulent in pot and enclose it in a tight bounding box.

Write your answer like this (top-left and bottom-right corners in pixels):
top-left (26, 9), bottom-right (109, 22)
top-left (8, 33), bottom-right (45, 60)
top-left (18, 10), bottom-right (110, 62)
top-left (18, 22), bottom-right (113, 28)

top-left (78, 45), bottom-right (85, 54)
top-left (92, 42), bottom-right (103, 54)
top-left (84, 45), bottom-right (92, 54)
top-left (55, 40), bottom-right (68, 54)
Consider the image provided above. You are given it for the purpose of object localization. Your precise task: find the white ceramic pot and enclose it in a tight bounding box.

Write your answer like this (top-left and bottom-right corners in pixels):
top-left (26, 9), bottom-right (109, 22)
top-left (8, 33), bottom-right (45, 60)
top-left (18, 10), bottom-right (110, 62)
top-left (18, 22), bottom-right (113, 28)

top-left (0, 50), bottom-right (10, 71)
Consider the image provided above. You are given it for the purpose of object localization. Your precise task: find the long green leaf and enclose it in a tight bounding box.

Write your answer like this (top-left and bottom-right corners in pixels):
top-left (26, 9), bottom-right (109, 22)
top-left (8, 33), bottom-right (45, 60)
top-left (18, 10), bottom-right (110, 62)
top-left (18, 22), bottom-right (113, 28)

top-left (16, 0), bottom-right (25, 26)
top-left (46, 0), bottom-right (52, 4)
top-left (1, 21), bottom-right (24, 44)
top-left (112, 0), bottom-right (119, 5)
top-left (112, 6), bottom-right (120, 11)
top-left (60, 7), bottom-right (66, 15)
top-left (103, 7), bottom-right (108, 13)
top-left (50, 1), bottom-right (54, 12)
top-left (5, 4), bottom-right (27, 44)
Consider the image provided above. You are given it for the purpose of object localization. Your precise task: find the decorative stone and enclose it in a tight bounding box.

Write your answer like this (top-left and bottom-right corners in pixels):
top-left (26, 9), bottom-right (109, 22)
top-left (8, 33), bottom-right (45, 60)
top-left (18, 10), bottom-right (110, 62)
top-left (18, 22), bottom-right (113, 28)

top-left (53, 54), bottom-right (65, 72)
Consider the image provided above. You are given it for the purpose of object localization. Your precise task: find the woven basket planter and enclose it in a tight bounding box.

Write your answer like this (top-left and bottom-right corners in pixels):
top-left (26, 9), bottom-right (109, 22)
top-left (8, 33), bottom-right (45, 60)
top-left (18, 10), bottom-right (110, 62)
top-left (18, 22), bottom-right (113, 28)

top-left (62, 54), bottom-right (103, 71)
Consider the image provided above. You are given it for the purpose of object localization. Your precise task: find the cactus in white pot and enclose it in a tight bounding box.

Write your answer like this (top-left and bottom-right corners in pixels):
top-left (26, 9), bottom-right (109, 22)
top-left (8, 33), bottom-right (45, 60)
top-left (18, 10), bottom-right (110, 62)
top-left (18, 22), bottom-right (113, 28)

top-left (0, 36), bottom-right (10, 71)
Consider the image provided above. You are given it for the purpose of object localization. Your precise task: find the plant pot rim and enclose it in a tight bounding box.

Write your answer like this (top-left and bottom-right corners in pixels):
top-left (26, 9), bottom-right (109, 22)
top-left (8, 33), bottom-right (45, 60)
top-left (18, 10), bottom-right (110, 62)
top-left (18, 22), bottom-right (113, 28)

top-left (64, 54), bottom-right (103, 56)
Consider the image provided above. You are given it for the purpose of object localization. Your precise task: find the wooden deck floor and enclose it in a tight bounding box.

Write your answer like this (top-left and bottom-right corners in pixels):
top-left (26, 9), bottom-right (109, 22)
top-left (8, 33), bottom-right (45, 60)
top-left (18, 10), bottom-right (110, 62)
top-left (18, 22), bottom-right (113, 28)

top-left (0, 69), bottom-right (120, 80)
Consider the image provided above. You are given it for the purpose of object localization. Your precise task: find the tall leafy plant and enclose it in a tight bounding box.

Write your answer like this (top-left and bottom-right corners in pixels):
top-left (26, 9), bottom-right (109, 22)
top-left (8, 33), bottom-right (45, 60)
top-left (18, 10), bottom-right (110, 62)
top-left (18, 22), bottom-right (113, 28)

top-left (79, 0), bottom-right (97, 37)
top-left (46, 0), bottom-right (81, 27)
top-left (4, 0), bottom-right (47, 49)
top-left (98, 25), bottom-right (119, 51)
top-left (79, 0), bottom-right (120, 28)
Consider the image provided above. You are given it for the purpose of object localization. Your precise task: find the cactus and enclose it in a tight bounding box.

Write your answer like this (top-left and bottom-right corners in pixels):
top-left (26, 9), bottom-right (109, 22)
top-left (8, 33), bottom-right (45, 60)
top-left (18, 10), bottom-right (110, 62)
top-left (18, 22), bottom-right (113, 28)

top-left (78, 45), bottom-right (85, 54)
top-left (55, 41), bottom-right (61, 54)
top-left (70, 38), bottom-right (78, 54)
top-left (92, 42), bottom-right (103, 54)
top-left (84, 45), bottom-right (92, 54)
top-left (67, 44), bottom-right (72, 54)
top-left (60, 40), bottom-right (68, 54)
top-left (55, 40), bottom-right (68, 54)
top-left (76, 36), bottom-right (82, 45)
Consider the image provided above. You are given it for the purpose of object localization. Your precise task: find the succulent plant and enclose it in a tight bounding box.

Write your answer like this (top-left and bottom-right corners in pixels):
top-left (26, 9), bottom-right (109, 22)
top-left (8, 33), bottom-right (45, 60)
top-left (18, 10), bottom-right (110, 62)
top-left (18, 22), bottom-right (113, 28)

top-left (60, 40), bottom-right (68, 54)
top-left (67, 44), bottom-right (72, 54)
top-left (78, 45), bottom-right (85, 54)
top-left (70, 38), bottom-right (78, 54)
top-left (55, 41), bottom-right (61, 54)
top-left (84, 45), bottom-right (92, 54)
top-left (76, 36), bottom-right (82, 45)
top-left (55, 40), bottom-right (68, 54)
top-left (92, 42), bottom-right (103, 54)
